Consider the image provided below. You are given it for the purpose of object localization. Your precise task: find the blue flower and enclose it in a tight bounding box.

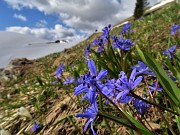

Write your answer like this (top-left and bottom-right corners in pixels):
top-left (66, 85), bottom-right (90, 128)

top-left (133, 99), bottom-right (150, 115)
top-left (91, 24), bottom-right (111, 53)
top-left (92, 38), bottom-right (105, 53)
top-left (148, 82), bottom-right (163, 93)
top-left (163, 45), bottom-right (176, 59)
top-left (52, 81), bottom-right (57, 85)
top-left (85, 45), bottom-right (91, 57)
top-left (121, 23), bottom-right (132, 35)
top-left (132, 61), bottom-right (155, 76)
top-left (112, 35), bottom-right (134, 51)
top-left (115, 69), bottom-right (142, 103)
top-left (76, 102), bottom-right (98, 135)
top-left (92, 38), bottom-right (99, 46)
top-left (101, 79), bottom-right (116, 104)
top-left (55, 63), bottom-right (64, 79)
top-left (101, 24), bottom-right (111, 40)
top-left (167, 72), bottom-right (177, 81)
top-left (171, 24), bottom-right (180, 35)
top-left (120, 69), bottom-right (142, 91)
top-left (74, 60), bottom-right (108, 104)
top-left (63, 77), bottom-right (74, 85)
top-left (31, 122), bottom-right (40, 132)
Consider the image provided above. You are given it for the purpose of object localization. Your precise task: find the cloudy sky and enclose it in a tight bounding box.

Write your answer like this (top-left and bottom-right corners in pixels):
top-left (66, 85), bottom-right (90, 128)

top-left (0, 0), bottom-right (161, 41)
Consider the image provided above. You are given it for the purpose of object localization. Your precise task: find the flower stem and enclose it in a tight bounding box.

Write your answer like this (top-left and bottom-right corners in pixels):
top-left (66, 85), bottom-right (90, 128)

top-left (95, 84), bottom-right (137, 129)
top-left (98, 112), bottom-right (135, 130)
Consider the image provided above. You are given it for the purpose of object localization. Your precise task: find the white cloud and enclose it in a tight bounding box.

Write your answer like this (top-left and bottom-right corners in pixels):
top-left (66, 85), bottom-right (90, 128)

top-left (35, 20), bottom-right (48, 27)
top-left (13, 13), bottom-right (27, 21)
top-left (6, 24), bottom-right (85, 41)
top-left (5, 0), bottom-right (160, 37)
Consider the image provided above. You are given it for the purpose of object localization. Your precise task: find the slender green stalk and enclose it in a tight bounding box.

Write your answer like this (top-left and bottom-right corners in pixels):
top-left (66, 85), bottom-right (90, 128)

top-left (156, 106), bottom-right (176, 135)
top-left (67, 116), bottom-right (82, 135)
top-left (98, 112), bottom-right (135, 130)
top-left (142, 116), bottom-right (155, 133)
top-left (95, 84), bottom-right (136, 129)
top-left (98, 95), bottom-right (112, 133)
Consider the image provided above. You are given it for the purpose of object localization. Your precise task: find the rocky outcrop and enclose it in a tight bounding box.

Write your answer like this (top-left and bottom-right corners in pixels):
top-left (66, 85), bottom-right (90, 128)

top-left (0, 58), bottom-right (35, 81)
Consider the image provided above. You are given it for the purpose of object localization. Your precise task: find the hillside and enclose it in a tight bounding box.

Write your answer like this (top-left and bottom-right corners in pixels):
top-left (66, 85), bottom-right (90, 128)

top-left (0, 2), bottom-right (180, 135)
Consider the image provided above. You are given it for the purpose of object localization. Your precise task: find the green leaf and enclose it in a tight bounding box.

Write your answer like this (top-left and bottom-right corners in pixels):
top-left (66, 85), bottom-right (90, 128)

top-left (99, 111), bottom-right (154, 134)
top-left (136, 45), bottom-right (180, 107)
top-left (53, 114), bottom-right (74, 127)
top-left (124, 112), bottom-right (154, 135)
top-left (98, 112), bottom-right (132, 127)
top-left (175, 108), bottom-right (180, 133)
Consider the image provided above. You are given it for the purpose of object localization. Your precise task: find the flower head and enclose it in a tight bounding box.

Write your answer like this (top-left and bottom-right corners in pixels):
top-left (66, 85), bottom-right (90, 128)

top-left (148, 82), bottom-right (163, 93)
top-left (163, 45), bottom-right (176, 59)
top-left (74, 60), bottom-right (108, 104)
top-left (115, 69), bottom-right (142, 103)
top-left (55, 63), bottom-right (64, 78)
top-left (91, 24), bottom-right (111, 53)
top-left (167, 72), bottom-right (177, 81)
top-left (171, 24), bottom-right (180, 35)
top-left (92, 38), bottom-right (106, 53)
top-left (76, 102), bottom-right (98, 135)
top-left (31, 122), bottom-right (40, 132)
top-left (112, 35), bottom-right (134, 51)
top-left (85, 45), bottom-right (91, 57)
top-left (101, 24), bottom-right (111, 40)
top-left (121, 23), bottom-right (132, 35)
top-left (119, 69), bottom-right (142, 91)
top-left (133, 99), bottom-right (150, 115)
top-left (132, 61), bottom-right (155, 76)
top-left (92, 38), bottom-right (99, 46)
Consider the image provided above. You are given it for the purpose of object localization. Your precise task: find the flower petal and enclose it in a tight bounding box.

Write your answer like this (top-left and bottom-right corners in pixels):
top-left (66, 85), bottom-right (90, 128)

top-left (91, 122), bottom-right (97, 135)
top-left (132, 76), bottom-right (142, 90)
top-left (129, 68), bottom-right (136, 82)
top-left (76, 113), bottom-right (94, 119)
top-left (84, 119), bottom-right (92, 131)
top-left (74, 84), bottom-right (88, 95)
top-left (88, 60), bottom-right (97, 76)
top-left (96, 69), bottom-right (108, 81)
top-left (169, 45), bottom-right (176, 52)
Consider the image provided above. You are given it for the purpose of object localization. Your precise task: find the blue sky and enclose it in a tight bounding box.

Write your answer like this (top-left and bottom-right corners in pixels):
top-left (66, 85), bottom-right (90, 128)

top-left (0, 0), bottom-right (160, 41)
top-left (0, 1), bottom-right (60, 29)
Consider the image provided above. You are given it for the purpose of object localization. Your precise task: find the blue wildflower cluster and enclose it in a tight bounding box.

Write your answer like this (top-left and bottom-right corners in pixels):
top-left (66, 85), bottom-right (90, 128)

top-left (73, 59), bottom-right (153, 134)
top-left (55, 22), bottom-right (179, 135)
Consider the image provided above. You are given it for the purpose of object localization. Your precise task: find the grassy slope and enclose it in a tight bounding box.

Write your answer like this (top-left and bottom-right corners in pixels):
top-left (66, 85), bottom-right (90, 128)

top-left (0, 2), bottom-right (180, 134)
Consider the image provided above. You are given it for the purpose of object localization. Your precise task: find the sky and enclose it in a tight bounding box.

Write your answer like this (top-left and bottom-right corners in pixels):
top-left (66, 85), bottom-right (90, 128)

top-left (0, 0), bottom-right (161, 41)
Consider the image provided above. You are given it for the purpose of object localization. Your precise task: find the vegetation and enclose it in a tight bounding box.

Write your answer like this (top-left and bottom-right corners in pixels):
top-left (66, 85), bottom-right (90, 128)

top-left (0, 2), bottom-right (180, 135)
top-left (134, 0), bottom-right (149, 19)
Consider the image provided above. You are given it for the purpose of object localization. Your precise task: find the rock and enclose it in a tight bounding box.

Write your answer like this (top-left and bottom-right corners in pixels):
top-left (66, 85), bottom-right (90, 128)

top-left (0, 58), bottom-right (35, 81)
top-left (55, 40), bottom-right (60, 43)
